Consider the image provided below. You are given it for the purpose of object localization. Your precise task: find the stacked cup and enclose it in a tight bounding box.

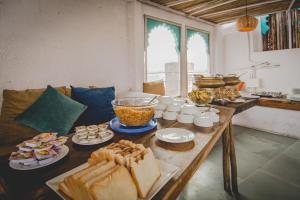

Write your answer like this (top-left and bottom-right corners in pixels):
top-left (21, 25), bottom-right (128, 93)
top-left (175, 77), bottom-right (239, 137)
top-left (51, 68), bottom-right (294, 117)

top-left (154, 96), bottom-right (220, 133)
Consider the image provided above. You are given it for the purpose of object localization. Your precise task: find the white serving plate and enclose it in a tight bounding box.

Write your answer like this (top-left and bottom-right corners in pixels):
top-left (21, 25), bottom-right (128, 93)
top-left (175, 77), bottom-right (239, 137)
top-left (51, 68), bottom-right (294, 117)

top-left (155, 128), bottom-right (195, 143)
top-left (71, 131), bottom-right (114, 146)
top-left (46, 159), bottom-right (179, 200)
top-left (9, 145), bottom-right (69, 170)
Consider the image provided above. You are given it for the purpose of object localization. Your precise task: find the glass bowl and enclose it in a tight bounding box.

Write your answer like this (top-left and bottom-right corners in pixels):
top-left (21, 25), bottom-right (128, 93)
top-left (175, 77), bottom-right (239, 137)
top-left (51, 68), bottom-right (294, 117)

top-left (112, 97), bottom-right (158, 127)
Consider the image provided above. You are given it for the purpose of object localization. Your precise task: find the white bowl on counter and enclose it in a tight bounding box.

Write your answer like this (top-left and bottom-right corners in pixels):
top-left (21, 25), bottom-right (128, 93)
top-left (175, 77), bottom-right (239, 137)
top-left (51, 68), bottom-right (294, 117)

top-left (163, 111), bottom-right (177, 120)
top-left (202, 111), bottom-right (220, 123)
top-left (158, 96), bottom-right (173, 105)
top-left (177, 114), bottom-right (194, 124)
top-left (154, 110), bottom-right (163, 118)
top-left (194, 116), bottom-right (214, 133)
top-left (166, 103), bottom-right (182, 112)
top-left (181, 105), bottom-right (197, 115)
top-left (155, 103), bottom-right (167, 111)
top-left (173, 98), bottom-right (185, 106)
top-left (196, 107), bottom-right (209, 112)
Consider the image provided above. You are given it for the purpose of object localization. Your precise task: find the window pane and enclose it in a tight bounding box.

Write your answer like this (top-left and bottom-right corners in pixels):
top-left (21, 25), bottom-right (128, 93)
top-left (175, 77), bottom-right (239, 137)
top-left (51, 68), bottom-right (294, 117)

top-left (146, 18), bottom-right (181, 96)
top-left (186, 29), bottom-right (210, 92)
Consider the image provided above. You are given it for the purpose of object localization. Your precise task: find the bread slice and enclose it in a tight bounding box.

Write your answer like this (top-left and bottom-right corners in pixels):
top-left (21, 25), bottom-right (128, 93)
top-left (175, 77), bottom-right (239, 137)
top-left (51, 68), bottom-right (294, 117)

top-left (66, 160), bottom-right (108, 200)
top-left (81, 166), bottom-right (119, 200)
top-left (130, 148), bottom-right (161, 198)
top-left (78, 160), bottom-right (116, 184)
top-left (58, 181), bottom-right (73, 199)
top-left (90, 165), bottom-right (138, 200)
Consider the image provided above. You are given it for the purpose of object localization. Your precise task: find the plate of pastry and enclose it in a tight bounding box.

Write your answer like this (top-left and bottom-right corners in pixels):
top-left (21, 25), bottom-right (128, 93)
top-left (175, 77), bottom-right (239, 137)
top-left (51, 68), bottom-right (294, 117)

top-left (72, 124), bottom-right (114, 145)
top-left (9, 132), bottom-right (69, 170)
top-left (46, 140), bottom-right (179, 200)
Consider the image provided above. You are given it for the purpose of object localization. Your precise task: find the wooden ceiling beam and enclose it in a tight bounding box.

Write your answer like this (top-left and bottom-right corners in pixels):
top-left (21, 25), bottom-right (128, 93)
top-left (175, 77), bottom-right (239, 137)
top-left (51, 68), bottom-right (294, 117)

top-left (197, 0), bottom-right (288, 18)
top-left (213, 9), bottom-right (287, 23)
top-left (187, 0), bottom-right (239, 15)
top-left (165, 0), bottom-right (195, 7)
top-left (183, 0), bottom-right (234, 13)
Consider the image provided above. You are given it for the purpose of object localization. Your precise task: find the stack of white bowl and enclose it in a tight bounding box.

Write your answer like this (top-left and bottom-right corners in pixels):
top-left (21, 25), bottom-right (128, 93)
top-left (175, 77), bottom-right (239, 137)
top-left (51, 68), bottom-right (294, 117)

top-left (154, 96), bottom-right (220, 133)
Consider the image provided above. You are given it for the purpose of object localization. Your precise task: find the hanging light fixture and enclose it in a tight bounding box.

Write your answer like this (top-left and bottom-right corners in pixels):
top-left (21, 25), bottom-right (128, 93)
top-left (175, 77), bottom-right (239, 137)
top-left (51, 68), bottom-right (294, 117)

top-left (237, 0), bottom-right (258, 32)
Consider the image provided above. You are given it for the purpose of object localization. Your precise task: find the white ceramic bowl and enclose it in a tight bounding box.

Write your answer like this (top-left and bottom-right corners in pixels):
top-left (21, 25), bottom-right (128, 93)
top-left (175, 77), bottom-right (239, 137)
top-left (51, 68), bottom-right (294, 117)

top-left (181, 105), bottom-right (197, 115)
top-left (158, 96), bottom-right (173, 105)
top-left (194, 116), bottom-right (213, 128)
top-left (163, 111), bottom-right (177, 120)
top-left (155, 103), bottom-right (167, 111)
top-left (166, 103), bottom-right (182, 112)
top-left (202, 111), bottom-right (220, 123)
top-left (193, 111), bottom-right (204, 118)
top-left (177, 114), bottom-right (194, 124)
top-left (154, 110), bottom-right (163, 118)
top-left (173, 98), bottom-right (185, 106)
top-left (196, 107), bottom-right (209, 112)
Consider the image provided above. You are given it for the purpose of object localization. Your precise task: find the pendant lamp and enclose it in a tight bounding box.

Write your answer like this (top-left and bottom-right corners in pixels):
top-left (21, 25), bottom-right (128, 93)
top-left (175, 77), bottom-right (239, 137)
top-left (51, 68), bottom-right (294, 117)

top-left (237, 0), bottom-right (258, 32)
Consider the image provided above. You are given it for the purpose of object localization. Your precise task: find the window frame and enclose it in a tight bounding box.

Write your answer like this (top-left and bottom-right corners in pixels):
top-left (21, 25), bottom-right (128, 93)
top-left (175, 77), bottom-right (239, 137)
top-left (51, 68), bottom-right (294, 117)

top-left (144, 15), bottom-right (182, 96)
top-left (144, 15), bottom-right (211, 97)
top-left (185, 26), bottom-right (211, 92)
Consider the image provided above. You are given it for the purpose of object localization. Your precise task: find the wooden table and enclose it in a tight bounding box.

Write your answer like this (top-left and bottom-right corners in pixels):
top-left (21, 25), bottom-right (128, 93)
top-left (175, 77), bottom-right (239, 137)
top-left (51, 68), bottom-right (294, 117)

top-left (258, 97), bottom-right (300, 111)
top-left (0, 106), bottom-right (236, 200)
top-left (212, 99), bottom-right (258, 115)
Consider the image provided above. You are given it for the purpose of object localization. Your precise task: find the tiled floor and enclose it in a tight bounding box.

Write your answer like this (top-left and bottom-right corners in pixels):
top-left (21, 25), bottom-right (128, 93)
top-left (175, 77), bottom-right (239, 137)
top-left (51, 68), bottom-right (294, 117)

top-left (177, 126), bottom-right (300, 200)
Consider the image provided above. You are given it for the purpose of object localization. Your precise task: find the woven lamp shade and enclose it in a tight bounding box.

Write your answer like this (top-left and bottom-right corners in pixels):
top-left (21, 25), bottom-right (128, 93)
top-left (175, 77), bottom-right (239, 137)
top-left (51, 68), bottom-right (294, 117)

top-left (237, 15), bottom-right (258, 32)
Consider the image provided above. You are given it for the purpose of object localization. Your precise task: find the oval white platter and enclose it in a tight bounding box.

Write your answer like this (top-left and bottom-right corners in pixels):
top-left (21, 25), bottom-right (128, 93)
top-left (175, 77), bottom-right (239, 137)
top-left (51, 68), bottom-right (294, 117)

top-left (9, 145), bottom-right (69, 171)
top-left (155, 128), bottom-right (195, 143)
top-left (71, 131), bottom-right (114, 146)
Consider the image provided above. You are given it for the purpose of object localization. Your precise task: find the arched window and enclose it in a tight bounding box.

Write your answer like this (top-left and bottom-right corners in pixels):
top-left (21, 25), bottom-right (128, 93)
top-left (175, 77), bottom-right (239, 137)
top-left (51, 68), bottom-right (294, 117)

top-left (186, 29), bottom-right (210, 91)
top-left (146, 18), bottom-right (181, 96)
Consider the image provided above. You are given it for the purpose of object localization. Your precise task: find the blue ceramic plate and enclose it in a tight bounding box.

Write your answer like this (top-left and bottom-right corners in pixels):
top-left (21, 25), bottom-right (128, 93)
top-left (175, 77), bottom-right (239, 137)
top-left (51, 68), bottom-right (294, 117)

top-left (109, 117), bottom-right (157, 134)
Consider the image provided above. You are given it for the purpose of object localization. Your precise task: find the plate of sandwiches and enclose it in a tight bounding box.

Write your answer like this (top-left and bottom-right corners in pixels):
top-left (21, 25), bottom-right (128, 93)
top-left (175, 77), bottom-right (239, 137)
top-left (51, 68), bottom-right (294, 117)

top-left (72, 124), bottom-right (114, 146)
top-left (46, 140), bottom-right (179, 200)
top-left (9, 133), bottom-right (69, 170)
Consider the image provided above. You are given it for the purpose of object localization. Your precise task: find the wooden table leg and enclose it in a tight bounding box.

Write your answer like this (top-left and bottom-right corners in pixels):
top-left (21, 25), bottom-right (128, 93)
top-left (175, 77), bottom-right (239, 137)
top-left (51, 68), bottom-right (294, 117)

top-left (222, 125), bottom-right (231, 192)
top-left (228, 121), bottom-right (238, 193)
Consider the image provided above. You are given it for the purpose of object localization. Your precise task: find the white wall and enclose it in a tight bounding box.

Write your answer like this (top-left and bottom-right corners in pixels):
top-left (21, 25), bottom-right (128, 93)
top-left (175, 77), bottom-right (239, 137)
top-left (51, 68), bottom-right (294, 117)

top-left (0, 0), bottom-right (215, 109)
top-left (0, 0), bottom-right (130, 109)
top-left (216, 23), bottom-right (300, 139)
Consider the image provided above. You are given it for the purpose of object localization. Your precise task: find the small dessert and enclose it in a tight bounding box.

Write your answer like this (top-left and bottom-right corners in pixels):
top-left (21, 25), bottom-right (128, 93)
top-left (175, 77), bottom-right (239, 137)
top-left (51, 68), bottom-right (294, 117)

top-left (49, 136), bottom-right (68, 147)
top-left (9, 151), bottom-right (36, 165)
top-left (75, 126), bottom-right (86, 132)
top-left (98, 124), bottom-right (108, 130)
top-left (87, 125), bottom-right (98, 132)
top-left (17, 143), bottom-right (33, 152)
top-left (74, 124), bottom-right (113, 145)
top-left (33, 143), bottom-right (53, 152)
top-left (35, 149), bottom-right (57, 160)
top-left (33, 132), bottom-right (57, 143)
top-left (24, 139), bottom-right (41, 148)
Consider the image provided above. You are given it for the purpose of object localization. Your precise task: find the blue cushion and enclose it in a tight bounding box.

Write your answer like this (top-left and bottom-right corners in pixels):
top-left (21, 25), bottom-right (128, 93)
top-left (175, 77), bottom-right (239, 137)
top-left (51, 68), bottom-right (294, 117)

top-left (16, 86), bottom-right (87, 135)
top-left (71, 86), bottom-right (115, 125)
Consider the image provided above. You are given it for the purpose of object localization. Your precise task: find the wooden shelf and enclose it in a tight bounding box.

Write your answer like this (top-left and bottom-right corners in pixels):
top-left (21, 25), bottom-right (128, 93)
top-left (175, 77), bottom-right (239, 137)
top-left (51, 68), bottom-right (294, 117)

top-left (258, 98), bottom-right (300, 111)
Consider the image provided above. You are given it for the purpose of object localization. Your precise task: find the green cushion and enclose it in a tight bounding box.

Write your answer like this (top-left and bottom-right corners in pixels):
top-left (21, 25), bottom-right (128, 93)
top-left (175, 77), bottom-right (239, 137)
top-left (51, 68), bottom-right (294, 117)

top-left (16, 86), bottom-right (87, 135)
